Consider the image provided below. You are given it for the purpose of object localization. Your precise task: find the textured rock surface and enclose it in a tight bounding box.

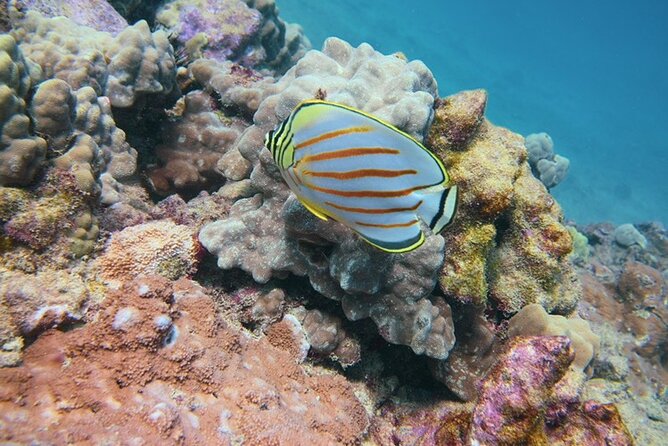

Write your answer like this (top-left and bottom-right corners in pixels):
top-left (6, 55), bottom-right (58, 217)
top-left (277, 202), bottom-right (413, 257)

top-left (11, 0), bottom-right (128, 34)
top-left (95, 220), bottom-right (201, 286)
top-left (156, 0), bottom-right (310, 73)
top-left (0, 268), bottom-right (93, 366)
top-left (0, 276), bottom-right (370, 444)
top-left (1, 168), bottom-right (98, 267)
top-left (429, 91), bottom-right (581, 313)
top-left (371, 336), bottom-right (633, 445)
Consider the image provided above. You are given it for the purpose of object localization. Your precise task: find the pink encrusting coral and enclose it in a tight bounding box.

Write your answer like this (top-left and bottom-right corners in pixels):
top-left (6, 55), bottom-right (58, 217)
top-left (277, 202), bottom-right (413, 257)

top-left (0, 275), bottom-right (370, 444)
top-left (95, 220), bottom-right (201, 285)
top-left (372, 336), bottom-right (633, 445)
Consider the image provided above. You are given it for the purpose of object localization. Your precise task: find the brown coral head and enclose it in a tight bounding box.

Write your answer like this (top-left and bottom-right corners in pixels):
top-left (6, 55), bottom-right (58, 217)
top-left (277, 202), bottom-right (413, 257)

top-left (427, 89), bottom-right (488, 152)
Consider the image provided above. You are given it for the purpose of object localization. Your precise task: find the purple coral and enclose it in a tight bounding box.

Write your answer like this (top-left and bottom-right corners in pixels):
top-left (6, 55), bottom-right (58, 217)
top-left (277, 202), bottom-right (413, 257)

top-left (13, 0), bottom-right (128, 35)
top-left (470, 336), bottom-right (574, 443)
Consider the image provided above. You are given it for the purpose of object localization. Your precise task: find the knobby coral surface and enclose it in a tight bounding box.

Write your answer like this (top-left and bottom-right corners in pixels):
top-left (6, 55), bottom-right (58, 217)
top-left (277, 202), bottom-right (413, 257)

top-left (31, 78), bottom-right (137, 193)
top-left (11, 9), bottom-right (176, 107)
top-left (199, 37), bottom-right (454, 359)
top-left (147, 90), bottom-right (248, 195)
top-left (525, 132), bottom-right (570, 189)
top-left (0, 34), bottom-right (46, 186)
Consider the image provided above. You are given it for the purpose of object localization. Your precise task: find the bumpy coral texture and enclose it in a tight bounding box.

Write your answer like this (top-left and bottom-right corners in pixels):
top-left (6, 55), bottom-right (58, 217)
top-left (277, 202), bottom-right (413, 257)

top-left (147, 90), bottom-right (248, 195)
top-left (104, 20), bottom-right (176, 107)
top-left (190, 58), bottom-right (277, 117)
top-left (199, 38), bottom-right (454, 359)
top-left (0, 275), bottom-right (369, 444)
top-left (525, 132), bottom-right (570, 189)
top-left (30, 78), bottom-right (137, 193)
top-left (295, 307), bottom-right (361, 368)
top-left (427, 90), bottom-right (581, 314)
top-left (11, 10), bottom-right (175, 107)
top-left (96, 220), bottom-right (200, 285)
top-left (157, 0), bottom-right (310, 74)
top-left (0, 34), bottom-right (46, 186)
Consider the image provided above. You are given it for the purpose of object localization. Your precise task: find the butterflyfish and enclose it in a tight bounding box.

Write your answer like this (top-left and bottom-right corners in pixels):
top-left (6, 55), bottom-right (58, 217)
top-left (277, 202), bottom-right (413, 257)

top-left (264, 100), bottom-right (458, 253)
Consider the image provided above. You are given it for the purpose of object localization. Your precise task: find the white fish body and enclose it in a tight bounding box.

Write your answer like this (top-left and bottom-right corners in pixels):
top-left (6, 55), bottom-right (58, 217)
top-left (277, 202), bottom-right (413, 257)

top-left (264, 100), bottom-right (457, 253)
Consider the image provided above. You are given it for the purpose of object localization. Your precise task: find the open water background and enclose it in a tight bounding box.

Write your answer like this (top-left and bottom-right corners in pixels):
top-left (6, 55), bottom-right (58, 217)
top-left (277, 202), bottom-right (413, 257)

top-left (277, 0), bottom-right (668, 226)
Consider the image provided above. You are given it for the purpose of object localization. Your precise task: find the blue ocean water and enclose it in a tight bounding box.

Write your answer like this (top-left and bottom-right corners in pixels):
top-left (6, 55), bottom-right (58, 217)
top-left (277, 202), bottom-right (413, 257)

top-left (277, 0), bottom-right (668, 226)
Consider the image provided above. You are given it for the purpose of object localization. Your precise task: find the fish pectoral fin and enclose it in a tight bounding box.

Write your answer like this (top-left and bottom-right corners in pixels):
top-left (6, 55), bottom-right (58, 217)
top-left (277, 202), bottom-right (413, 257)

top-left (300, 199), bottom-right (330, 221)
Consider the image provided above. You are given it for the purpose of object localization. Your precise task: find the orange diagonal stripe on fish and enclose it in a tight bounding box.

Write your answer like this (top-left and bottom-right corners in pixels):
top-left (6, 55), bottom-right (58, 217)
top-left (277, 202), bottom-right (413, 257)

top-left (294, 126), bottom-right (374, 149)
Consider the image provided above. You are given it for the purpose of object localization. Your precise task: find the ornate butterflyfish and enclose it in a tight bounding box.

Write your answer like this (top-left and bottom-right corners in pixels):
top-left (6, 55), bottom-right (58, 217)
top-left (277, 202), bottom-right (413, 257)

top-left (264, 99), bottom-right (458, 253)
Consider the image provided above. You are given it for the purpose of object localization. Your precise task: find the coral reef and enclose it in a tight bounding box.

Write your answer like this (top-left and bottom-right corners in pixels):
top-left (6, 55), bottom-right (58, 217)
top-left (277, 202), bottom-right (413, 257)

top-left (147, 90), bottom-right (248, 195)
top-left (95, 220), bottom-right (201, 286)
top-left (574, 221), bottom-right (667, 443)
top-left (30, 78), bottom-right (137, 193)
top-left (0, 6), bottom-right (651, 442)
top-left (525, 132), bottom-right (570, 189)
top-left (428, 90), bottom-right (580, 313)
top-left (156, 0), bottom-right (311, 73)
top-left (0, 34), bottom-right (46, 186)
top-left (199, 38), bottom-right (454, 358)
top-left (0, 275), bottom-right (370, 444)
top-left (11, 9), bottom-right (176, 107)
